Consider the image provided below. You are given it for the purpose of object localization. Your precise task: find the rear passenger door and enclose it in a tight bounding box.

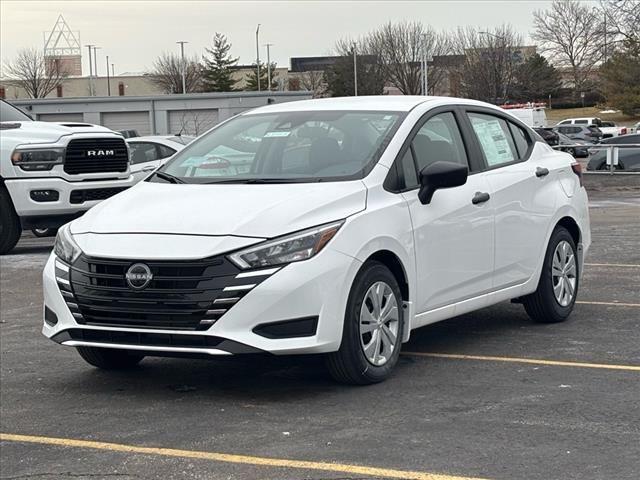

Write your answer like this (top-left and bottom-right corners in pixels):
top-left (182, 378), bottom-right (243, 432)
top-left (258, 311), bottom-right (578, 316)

top-left (464, 110), bottom-right (557, 290)
top-left (393, 109), bottom-right (494, 316)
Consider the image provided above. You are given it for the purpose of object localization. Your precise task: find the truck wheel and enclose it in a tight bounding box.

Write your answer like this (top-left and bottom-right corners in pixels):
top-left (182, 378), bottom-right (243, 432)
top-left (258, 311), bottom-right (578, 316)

top-left (0, 187), bottom-right (22, 255)
top-left (32, 227), bottom-right (57, 238)
top-left (522, 226), bottom-right (578, 323)
top-left (76, 346), bottom-right (144, 370)
top-left (326, 261), bottom-right (404, 385)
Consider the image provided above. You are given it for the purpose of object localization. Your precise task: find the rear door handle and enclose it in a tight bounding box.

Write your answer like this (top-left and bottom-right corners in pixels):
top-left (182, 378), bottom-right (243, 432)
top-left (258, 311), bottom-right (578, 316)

top-left (535, 167), bottom-right (550, 178)
top-left (472, 191), bottom-right (490, 205)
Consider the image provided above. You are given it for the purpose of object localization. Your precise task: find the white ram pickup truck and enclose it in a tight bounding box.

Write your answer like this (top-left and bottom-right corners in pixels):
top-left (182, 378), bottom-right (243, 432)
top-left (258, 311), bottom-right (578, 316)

top-left (1, 100), bottom-right (135, 254)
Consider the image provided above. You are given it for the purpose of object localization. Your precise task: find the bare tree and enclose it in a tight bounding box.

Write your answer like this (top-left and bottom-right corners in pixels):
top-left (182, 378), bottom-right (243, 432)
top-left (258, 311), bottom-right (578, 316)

top-left (367, 21), bottom-right (452, 95)
top-left (453, 25), bottom-right (523, 103)
top-left (147, 52), bottom-right (202, 94)
top-left (3, 48), bottom-right (68, 98)
top-left (533, 0), bottom-right (605, 94)
top-left (299, 70), bottom-right (326, 97)
top-left (601, 0), bottom-right (640, 47)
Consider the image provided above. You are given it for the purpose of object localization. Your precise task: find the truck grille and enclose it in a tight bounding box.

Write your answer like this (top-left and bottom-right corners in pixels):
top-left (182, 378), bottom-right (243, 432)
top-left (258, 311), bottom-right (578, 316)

top-left (55, 255), bottom-right (275, 331)
top-left (64, 138), bottom-right (129, 175)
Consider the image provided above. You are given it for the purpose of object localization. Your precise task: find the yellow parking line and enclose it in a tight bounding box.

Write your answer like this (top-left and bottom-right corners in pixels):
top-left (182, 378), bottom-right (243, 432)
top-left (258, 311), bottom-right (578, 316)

top-left (0, 433), bottom-right (488, 480)
top-left (585, 263), bottom-right (640, 268)
top-left (402, 352), bottom-right (640, 372)
top-left (576, 300), bottom-right (640, 307)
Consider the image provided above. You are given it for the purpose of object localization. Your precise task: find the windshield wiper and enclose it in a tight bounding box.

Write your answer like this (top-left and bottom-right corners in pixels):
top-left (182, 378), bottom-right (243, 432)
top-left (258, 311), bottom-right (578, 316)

top-left (204, 178), bottom-right (311, 184)
top-left (149, 171), bottom-right (185, 184)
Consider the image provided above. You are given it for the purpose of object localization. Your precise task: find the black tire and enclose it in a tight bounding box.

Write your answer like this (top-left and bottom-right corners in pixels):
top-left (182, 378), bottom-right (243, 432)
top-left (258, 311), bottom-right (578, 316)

top-left (76, 347), bottom-right (144, 370)
top-left (0, 186), bottom-right (22, 255)
top-left (32, 227), bottom-right (57, 238)
top-left (326, 261), bottom-right (404, 385)
top-left (522, 226), bottom-right (578, 323)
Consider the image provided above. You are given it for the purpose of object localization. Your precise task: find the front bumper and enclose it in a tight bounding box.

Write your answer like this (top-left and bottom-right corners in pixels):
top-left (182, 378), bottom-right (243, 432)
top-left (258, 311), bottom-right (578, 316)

top-left (42, 247), bottom-right (362, 356)
top-left (4, 175), bottom-right (137, 218)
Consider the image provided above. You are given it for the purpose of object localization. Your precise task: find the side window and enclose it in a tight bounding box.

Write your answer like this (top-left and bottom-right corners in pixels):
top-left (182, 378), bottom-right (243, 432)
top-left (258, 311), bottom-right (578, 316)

top-left (468, 113), bottom-right (519, 167)
top-left (157, 144), bottom-right (176, 159)
top-left (575, 119), bottom-right (588, 124)
top-left (128, 142), bottom-right (159, 164)
top-left (560, 120), bottom-right (571, 125)
top-left (508, 123), bottom-right (530, 159)
top-left (411, 112), bottom-right (468, 173)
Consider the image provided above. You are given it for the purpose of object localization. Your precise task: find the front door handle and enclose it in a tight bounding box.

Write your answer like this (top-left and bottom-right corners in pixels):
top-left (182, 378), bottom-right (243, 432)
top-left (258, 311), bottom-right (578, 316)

top-left (535, 167), bottom-right (550, 178)
top-left (472, 191), bottom-right (490, 205)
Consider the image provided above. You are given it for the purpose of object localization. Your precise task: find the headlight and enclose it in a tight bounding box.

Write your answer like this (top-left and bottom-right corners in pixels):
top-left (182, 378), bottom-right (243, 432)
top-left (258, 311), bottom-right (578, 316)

top-left (54, 224), bottom-right (82, 264)
top-left (228, 220), bottom-right (344, 269)
top-left (11, 147), bottom-right (64, 171)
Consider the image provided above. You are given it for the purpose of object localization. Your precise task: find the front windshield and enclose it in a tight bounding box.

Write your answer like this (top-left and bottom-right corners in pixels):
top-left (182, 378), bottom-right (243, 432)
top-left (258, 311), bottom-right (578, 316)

top-left (155, 110), bottom-right (403, 184)
top-left (0, 100), bottom-right (32, 122)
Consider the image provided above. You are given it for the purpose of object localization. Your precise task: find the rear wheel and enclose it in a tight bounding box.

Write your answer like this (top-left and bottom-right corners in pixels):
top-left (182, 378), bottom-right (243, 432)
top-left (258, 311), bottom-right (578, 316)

top-left (0, 187), bottom-right (22, 255)
top-left (326, 261), bottom-right (403, 385)
top-left (523, 226), bottom-right (578, 323)
top-left (76, 347), bottom-right (144, 370)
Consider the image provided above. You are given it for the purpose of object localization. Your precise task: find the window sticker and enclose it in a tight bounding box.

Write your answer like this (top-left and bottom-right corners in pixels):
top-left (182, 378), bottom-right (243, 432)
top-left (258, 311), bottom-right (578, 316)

top-left (471, 118), bottom-right (514, 166)
top-left (264, 130), bottom-right (291, 138)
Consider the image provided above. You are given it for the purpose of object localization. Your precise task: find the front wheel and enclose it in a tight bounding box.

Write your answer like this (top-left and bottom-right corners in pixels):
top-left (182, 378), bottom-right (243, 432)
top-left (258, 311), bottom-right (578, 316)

top-left (76, 347), bottom-right (144, 370)
top-left (0, 187), bottom-right (22, 255)
top-left (32, 227), bottom-right (57, 238)
top-left (522, 226), bottom-right (578, 323)
top-left (326, 261), bottom-right (404, 385)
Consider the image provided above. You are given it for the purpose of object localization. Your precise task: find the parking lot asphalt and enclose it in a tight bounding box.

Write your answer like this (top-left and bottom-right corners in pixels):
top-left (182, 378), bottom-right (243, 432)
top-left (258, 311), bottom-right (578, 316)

top-left (1, 181), bottom-right (639, 480)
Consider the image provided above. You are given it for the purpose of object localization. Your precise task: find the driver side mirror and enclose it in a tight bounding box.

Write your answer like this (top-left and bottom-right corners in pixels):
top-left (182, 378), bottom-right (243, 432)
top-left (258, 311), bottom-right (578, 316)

top-left (418, 161), bottom-right (468, 205)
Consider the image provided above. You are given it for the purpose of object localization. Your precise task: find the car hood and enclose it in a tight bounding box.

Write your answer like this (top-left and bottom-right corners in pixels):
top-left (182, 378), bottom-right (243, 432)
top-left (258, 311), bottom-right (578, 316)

top-left (71, 180), bottom-right (367, 238)
top-left (1, 121), bottom-right (119, 145)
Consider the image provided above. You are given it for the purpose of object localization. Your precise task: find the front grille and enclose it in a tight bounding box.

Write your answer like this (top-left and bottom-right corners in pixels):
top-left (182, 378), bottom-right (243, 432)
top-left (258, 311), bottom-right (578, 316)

top-left (64, 138), bottom-right (129, 175)
top-left (55, 256), bottom-right (274, 331)
top-left (70, 187), bottom-right (129, 204)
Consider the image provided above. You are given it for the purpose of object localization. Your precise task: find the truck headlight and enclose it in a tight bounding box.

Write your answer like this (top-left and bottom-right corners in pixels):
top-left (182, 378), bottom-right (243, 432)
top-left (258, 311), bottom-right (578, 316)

top-left (54, 225), bottom-right (82, 265)
top-left (11, 147), bottom-right (64, 171)
top-left (228, 221), bottom-right (344, 269)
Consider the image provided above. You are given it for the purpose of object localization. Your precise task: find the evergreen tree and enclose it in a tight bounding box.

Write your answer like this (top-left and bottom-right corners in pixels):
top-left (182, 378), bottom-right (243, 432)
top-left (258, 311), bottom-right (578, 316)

top-left (511, 53), bottom-right (561, 102)
top-left (324, 51), bottom-right (385, 97)
top-left (245, 62), bottom-right (278, 91)
top-left (600, 41), bottom-right (640, 116)
top-left (201, 33), bottom-right (239, 92)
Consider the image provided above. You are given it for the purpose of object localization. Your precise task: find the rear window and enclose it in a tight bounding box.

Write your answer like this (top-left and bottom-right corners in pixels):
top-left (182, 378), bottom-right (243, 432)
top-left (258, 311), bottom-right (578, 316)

top-left (588, 126), bottom-right (602, 133)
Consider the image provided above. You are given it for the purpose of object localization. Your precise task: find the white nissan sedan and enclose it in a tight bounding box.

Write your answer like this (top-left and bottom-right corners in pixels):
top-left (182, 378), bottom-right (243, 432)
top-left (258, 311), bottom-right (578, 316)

top-left (44, 96), bottom-right (590, 384)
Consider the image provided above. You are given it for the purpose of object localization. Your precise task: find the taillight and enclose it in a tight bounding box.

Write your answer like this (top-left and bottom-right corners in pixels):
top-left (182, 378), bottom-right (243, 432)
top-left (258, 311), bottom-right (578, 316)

top-left (620, 128), bottom-right (627, 135)
top-left (571, 162), bottom-right (583, 187)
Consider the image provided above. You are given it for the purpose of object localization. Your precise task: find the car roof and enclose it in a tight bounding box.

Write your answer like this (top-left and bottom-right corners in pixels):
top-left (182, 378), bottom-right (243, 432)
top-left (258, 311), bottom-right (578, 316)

top-left (244, 95), bottom-right (488, 114)
top-left (601, 133), bottom-right (640, 144)
top-left (126, 135), bottom-right (187, 145)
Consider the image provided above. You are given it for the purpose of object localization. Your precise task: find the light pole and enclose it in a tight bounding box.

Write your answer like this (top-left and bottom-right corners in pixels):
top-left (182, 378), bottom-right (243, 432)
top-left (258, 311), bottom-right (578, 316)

top-left (92, 46), bottom-right (101, 78)
top-left (265, 43), bottom-right (273, 91)
top-left (421, 34), bottom-right (428, 96)
top-left (255, 24), bottom-right (261, 92)
top-left (176, 41), bottom-right (188, 94)
top-left (85, 44), bottom-right (94, 96)
top-left (106, 55), bottom-right (111, 96)
top-left (352, 42), bottom-right (358, 96)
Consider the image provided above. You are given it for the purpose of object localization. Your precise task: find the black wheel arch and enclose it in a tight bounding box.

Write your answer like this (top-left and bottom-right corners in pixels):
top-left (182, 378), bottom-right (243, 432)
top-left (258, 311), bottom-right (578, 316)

top-left (364, 250), bottom-right (409, 303)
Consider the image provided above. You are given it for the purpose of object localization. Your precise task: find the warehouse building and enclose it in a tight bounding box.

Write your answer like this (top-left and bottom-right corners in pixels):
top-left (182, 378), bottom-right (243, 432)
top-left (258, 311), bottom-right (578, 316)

top-left (11, 91), bottom-right (312, 136)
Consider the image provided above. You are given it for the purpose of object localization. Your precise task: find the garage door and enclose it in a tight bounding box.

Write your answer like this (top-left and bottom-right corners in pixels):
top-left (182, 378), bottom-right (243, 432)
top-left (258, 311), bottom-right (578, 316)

top-left (38, 113), bottom-right (84, 122)
top-left (168, 109), bottom-right (218, 136)
top-left (102, 111), bottom-right (151, 136)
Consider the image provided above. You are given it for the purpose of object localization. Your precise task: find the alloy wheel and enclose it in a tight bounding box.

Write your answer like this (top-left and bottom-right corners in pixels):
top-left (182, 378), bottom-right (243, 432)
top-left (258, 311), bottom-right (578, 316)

top-left (552, 240), bottom-right (577, 307)
top-left (359, 281), bottom-right (400, 366)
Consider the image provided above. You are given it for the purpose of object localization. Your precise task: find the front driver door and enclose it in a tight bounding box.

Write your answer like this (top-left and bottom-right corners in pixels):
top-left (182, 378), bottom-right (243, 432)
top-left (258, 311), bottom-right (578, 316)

top-left (399, 110), bottom-right (494, 317)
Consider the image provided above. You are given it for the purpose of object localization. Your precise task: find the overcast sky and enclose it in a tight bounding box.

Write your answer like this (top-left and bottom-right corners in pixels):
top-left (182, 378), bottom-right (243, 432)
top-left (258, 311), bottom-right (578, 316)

top-left (1, 0), bottom-right (586, 76)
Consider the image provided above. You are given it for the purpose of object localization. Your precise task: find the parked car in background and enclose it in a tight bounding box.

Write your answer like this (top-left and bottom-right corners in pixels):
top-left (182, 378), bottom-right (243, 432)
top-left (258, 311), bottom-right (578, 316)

top-left (553, 125), bottom-right (603, 143)
top-left (586, 134), bottom-right (640, 171)
top-left (633, 121), bottom-right (640, 134)
top-left (557, 132), bottom-right (590, 158)
top-left (599, 121), bottom-right (627, 138)
top-left (127, 135), bottom-right (194, 182)
top-left (534, 127), bottom-right (559, 146)
top-left (557, 117), bottom-right (603, 127)
top-left (118, 130), bottom-right (139, 139)
top-left (505, 107), bottom-right (547, 128)
top-left (43, 96), bottom-right (590, 384)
